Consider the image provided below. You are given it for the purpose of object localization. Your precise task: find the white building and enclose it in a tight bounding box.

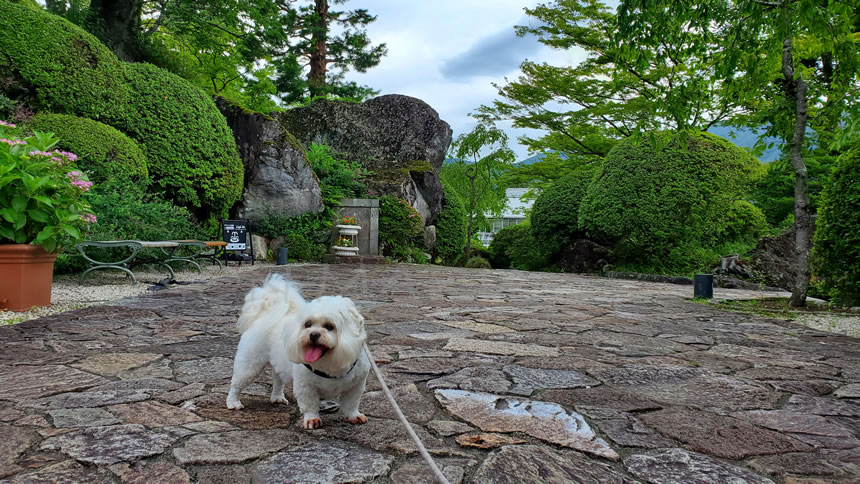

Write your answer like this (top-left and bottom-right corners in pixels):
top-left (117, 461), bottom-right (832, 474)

top-left (477, 188), bottom-right (535, 247)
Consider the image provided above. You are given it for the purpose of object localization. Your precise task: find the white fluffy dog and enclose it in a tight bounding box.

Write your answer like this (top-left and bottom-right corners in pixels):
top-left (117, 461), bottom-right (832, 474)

top-left (226, 274), bottom-right (370, 430)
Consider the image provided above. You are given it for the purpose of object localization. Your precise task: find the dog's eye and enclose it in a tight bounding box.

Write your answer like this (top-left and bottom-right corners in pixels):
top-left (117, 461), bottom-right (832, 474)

top-left (304, 321), bottom-right (312, 328)
top-left (323, 323), bottom-right (335, 331)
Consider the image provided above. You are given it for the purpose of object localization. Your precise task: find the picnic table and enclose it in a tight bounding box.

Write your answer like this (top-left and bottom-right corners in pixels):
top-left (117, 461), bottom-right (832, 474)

top-left (75, 240), bottom-right (227, 284)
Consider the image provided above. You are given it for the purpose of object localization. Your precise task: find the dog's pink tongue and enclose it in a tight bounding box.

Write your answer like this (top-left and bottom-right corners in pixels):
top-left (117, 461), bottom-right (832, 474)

top-left (305, 346), bottom-right (324, 363)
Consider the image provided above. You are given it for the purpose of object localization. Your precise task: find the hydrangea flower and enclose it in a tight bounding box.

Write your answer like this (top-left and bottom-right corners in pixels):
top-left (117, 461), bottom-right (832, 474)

top-left (0, 120), bottom-right (16, 128)
top-left (80, 213), bottom-right (97, 224)
top-left (29, 150), bottom-right (54, 157)
top-left (71, 179), bottom-right (93, 191)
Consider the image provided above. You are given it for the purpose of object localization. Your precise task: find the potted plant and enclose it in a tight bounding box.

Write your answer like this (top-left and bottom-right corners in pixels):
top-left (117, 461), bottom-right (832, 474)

top-left (332, 235), bottom-right (359, 256)
top-left (336, 215), bottom-right (361, 235)
top-left (0, 120), bottom-right (95, 311)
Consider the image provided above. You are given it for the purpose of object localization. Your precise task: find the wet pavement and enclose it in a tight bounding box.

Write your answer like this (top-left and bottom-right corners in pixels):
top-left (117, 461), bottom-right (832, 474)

top-left (0, 263), bottom-right (858, 483)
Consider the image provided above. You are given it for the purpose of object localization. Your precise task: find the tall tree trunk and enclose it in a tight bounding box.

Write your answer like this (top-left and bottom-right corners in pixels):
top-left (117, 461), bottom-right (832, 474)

top-left (307, 0), bottom-right (329, 98)
top-left (89, 0), bottom-right (145, 61)
top-left (782, 34), bottom-right (811, 307)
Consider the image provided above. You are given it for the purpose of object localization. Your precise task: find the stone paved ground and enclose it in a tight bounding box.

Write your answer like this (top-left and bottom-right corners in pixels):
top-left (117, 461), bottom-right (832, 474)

top-left (1, 263), bottom-right (858, 483)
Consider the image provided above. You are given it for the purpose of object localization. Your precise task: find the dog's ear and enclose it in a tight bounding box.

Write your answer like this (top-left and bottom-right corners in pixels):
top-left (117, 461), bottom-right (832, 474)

top-left (345, 301), bottom-right (365, 339)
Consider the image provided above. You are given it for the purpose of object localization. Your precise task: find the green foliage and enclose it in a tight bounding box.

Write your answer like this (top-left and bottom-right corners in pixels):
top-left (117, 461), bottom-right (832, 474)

top-left (0, 123), bottom-right (94, 252)
top-left (378, 195), bottom-right (423, 260)
top-left (29, 113), bottom-right (148, 196)
top-left (488, 224), bottom-right (547, 271)
top-left (118, 62), bottom-right (242, 219)
top-left (721, 200), bottom-right (768, 244)
top-left (579, 132), bottom-right (763, 267)
top-left (0, 3), bottom-right (243, 220)
top-left (454, 245), bottom-right (492, 267)
top-left (465, 256), bottom-right (491, 269)
top-left (306, 143), bottom-right (365, 206)
top-left (504, 223), bottom-right (549, 271)
top-left (530, 168), bottom-right (593, 257)
top-left (753, 155), bottom-right (835, 225)
top-left (285, 233), bottom-right (321, 262)
top-left (434, 182), bottom-right (468, 264)
top-left (54, 191), bottom-right (206, 274)
top-left (813, 151), bottom-right (860, 306)
top-left (446, 123), bottom-right (517, 258)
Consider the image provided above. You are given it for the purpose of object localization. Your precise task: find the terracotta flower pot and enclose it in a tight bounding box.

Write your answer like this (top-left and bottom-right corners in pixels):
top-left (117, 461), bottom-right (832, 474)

top-left (0, 244), bottom-right (57, 312)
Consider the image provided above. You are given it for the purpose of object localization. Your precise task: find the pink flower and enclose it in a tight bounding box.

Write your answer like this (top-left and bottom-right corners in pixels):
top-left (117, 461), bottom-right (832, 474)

top-left (408, 213), bottom-right (417, 218)
top-left (54, 150), bottom-right (78, 162)
top-left (66, 171), bottom-right (83, 178)
top-left (0, 138), bottom-right (25, 146)
top-left (80, 213), bottom-right (97, 224)
top-left (71, 179), bottom-right (93, 191)
top-left (0, 120), bottom-right (16, 128)
top-left (28, 150), bottom-right (53, 157)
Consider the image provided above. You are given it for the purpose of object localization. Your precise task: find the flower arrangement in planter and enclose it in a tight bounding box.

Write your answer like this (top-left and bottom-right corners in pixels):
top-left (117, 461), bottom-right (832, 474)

top-left (338, 215), bottom-right (357, 226)
top-left (0, 120), bottom-right (95, 311)
top-left (335, 236), bottom-right (354, 247)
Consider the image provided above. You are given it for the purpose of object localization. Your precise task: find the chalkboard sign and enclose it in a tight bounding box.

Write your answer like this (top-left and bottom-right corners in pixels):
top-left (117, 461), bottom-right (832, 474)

top-left (223, 220), bottom-right (248, 251)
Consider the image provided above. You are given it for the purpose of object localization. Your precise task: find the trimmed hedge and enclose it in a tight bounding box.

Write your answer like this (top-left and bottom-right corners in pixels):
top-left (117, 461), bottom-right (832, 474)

top-left (119, 62), bottom-right (242, 218)
top-left (579, 132), bottom-right (762, 263)
top-left (531, 169), bottom-right (593, 257)
top-left (0, 2), bottom-right (243, 219)
top-left (29, 113), bottom-right (149, 196)
top-left (379, 195), bottom-right (423, 260)
top-left (813, 150), bottom-right (860, 306)
top-left (465, 256), bottom-right (491, 269)
top-left (435, 182), bottom-right (468, 264)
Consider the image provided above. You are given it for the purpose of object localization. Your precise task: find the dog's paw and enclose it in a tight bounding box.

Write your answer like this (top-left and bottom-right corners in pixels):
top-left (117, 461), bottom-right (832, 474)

top-left (303, 417), bottom-right (323, 430)
top-left (226, 400), bottom-right (244, 410)
top-left (270, 395), bottom-right (289, 405)
top-left (347, 413), bottom-right (368, 425)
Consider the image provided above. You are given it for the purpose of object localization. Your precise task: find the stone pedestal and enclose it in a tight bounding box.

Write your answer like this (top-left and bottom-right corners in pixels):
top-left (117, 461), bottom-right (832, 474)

top-left (330, 199), bottom-right (379, 256)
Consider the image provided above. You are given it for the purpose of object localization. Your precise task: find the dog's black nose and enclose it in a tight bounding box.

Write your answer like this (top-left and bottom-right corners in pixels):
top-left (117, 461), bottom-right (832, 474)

top-left (309, 332), bottom-right (320, 342)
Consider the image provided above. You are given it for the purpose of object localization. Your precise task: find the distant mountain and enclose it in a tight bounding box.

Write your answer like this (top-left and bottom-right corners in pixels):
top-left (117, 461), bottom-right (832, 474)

top-left (512, 128), bottom-right (783, 164)
top-left (706, 126), bottom-right (782, 162)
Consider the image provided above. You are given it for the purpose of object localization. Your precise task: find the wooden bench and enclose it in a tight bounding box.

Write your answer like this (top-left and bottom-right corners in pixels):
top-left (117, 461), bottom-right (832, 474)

top-left (75, 240), bottom-right (227, 284)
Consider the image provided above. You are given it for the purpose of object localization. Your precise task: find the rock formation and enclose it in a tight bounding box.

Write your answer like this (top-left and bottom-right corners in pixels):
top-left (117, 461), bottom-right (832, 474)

top-left (278, 94), bottom-right (452, 224)
top-left (216, 98), bottom-right (323, 221)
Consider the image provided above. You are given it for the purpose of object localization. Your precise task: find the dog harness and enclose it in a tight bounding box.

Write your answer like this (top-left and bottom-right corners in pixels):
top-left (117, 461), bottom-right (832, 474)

top-left (303, 358), bottom-right (359, 379)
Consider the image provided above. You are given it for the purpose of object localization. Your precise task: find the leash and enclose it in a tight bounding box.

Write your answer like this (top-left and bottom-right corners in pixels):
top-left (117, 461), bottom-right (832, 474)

top-left (363, 343), bottom-right (451, 484)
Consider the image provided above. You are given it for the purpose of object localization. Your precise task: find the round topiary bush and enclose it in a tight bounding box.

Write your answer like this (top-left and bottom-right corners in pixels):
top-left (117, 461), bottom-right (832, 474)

top-left (435, 182), bottom-right (467, 264)
top-left (29, 113), bottom-right (149, 196)
top-left (531, 169), bottom-right (594, 256)
top-left (118, 63), bottom-right (243, 219)
top-left (0, 1), bottom-right (130, 119)
top-left (721, 200), bottom-right (768, 244)
top-left (813, 150), bottom-right (860, 306)
top-left (465, 256), bottom-right (491, 269)
top-left (488, 223), bottom-right (547, 270)
top-left (579, 132), bottom-right (762, 263)
top-left (0, 2), bottom-right (243, 219)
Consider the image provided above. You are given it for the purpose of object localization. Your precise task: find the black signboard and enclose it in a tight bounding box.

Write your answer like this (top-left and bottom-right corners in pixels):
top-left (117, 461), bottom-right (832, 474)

top-left (223, 220), bottom-right (248, 251)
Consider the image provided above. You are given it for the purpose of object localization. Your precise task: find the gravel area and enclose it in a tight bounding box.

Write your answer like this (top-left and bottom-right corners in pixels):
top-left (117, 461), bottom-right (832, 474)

top-left (794, 313), bottom-right (860, 338)
top-left (1, 261), bottom-right (279, 326)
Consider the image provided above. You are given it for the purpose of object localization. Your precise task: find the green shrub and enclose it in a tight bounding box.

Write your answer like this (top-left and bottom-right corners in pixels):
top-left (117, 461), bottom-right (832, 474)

top-left (505, 223), bottom-right (548, 271)
top-left (813, 150), bottom-right (860, 306)
top-left (465, 256), bottom-right (491, 269)
top-left (285, 233), bottom-right (317, 261)
top-left (753, 155), bottom-right (835, 226)
top-left (454, 246), bottom-right (492, 267)
top-left (54, 192), bottom-right (206, 274)
top-left (579, 131), bottom-right (762, 268)
top-left (0, 3), bottom-right (243, 219)
top-left (721, 200), bottom-right (768, 243)
top-left (531, 168), bottom-right (594, 257)
top-left (118, 63), bottom-right (242, 219)
top-left (379, 195), bottom-right (423, 260)
top-left (488, 226), bottom-right (517, 269)
top-left (435, 182), bottom-right (468, 264)
top-left (410, 247), bottom-right (429, 264)
top-left (29, 113), bottom-right (149, 196)
top-left (306, 143), bottom-right (366, 206)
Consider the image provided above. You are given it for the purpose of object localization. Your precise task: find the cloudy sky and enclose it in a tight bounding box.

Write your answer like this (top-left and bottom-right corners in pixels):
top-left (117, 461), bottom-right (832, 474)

top-left (342, 1), bottom-right (589, 161)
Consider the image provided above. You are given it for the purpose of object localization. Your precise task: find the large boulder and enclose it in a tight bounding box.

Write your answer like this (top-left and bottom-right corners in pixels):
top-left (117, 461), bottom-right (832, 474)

top-left (750, 220), bottom-right (815, 291)
top-left (217, 98), bottom-right (323, 220)
top-left (278, 94), bottom-right (452, 224)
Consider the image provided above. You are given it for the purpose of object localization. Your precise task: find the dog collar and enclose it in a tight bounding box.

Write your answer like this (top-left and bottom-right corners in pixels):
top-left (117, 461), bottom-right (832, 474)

top-left (304, 358), bottom-right (359, 379)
